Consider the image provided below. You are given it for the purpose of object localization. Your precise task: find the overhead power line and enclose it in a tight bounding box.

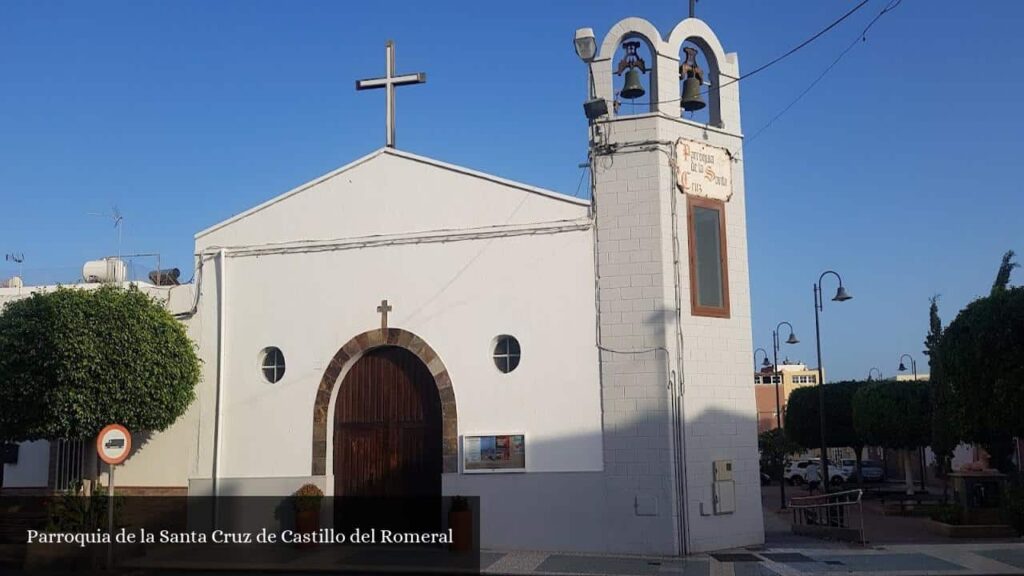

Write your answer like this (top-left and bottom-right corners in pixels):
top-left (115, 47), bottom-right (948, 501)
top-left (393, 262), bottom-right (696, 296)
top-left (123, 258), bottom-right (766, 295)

top-left (718, 0), bottom-right (871, 90)
top-left (746, 0), bottom-right (903, 144)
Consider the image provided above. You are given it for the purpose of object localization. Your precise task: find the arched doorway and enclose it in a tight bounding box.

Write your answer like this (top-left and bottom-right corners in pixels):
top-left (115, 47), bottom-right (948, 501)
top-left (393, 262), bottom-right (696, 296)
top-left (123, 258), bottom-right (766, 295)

top-left (311, 328), bottom-right (458, 478)
top-left (333, 346), bottom-right (442, 529)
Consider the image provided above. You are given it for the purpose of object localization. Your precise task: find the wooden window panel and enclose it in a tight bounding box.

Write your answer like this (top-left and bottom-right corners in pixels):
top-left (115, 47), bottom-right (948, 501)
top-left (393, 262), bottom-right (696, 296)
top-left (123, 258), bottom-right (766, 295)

top-left (687, 195), bottom-right (730, 318)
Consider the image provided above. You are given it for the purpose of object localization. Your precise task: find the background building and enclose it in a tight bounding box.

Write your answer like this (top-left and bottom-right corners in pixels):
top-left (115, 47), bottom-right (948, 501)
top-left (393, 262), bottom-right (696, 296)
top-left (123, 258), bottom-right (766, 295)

top-left (753, 361), bottom-right (821, 433)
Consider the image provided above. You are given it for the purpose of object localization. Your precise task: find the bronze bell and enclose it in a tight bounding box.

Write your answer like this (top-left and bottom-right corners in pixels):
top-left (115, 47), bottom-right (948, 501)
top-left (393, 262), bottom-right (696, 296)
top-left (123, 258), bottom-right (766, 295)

top-left (680, 46), bottom-right (706, 112)
top-left (681, 76), bottom-right (705, 111)
top-left (621, 68), bottom-right (645, 100)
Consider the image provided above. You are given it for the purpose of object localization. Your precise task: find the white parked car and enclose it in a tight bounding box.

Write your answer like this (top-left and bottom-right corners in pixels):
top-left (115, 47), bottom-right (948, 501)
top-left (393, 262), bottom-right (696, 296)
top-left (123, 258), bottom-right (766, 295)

top-left (792, 458), bottom-right (851, 486)
top-left (815, 458), bottom-right (851, 485)
top-left (785, 460), bottom-right (811, 485)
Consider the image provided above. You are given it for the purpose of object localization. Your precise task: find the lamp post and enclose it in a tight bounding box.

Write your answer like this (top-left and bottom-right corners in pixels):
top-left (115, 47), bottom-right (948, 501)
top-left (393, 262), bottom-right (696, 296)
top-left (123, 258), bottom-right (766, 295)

top-left (754, 348), bottom-right (770, 371)
top-left (772, 322), bottom-right (799, 508)
top-left (867, 367), bottom-right (882, 381)
top-left (813, 270), bottom-right (852, 492)
top-left (898, 354), bottom-right (917, 380)
top-left (898, 353), bottom-right (926, 491)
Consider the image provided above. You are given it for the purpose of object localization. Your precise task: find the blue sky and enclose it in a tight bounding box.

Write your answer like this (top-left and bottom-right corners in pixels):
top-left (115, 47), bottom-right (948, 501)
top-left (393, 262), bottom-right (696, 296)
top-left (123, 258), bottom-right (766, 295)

top-left (1, 1), bottom-right (1021, 381)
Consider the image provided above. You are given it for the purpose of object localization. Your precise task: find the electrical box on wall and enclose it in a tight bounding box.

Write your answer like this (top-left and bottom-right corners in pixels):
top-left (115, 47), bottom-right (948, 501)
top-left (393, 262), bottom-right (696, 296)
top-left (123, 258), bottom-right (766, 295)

top-left (712, 459), bottom-right (736, 514)
top-left (713, 459), bottom-right (733, 481)
top-left (713, 480), bottom-right (736, 514)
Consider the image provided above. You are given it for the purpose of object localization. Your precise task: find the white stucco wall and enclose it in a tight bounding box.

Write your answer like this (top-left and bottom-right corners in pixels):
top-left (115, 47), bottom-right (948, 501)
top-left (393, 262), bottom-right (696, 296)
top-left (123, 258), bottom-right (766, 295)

top-left (190, 150), bottom-right (603, 485)
top-left (2, 440), bottom-right (50, 488)
top-left (196, 148), bottom-right (587, 248)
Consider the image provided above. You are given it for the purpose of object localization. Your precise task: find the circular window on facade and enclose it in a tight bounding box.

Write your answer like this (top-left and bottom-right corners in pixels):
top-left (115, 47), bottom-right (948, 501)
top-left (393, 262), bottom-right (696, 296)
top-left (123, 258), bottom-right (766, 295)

top-left (492, 335), bottom-right (521, 374)
top-left (259, 347), bottom-right (286, 383)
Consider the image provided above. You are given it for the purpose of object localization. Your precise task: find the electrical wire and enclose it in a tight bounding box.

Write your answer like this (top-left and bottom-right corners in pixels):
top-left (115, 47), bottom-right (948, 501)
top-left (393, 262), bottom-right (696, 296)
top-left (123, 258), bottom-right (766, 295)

top-left (746, 0), bottom-right (902, 144)
top-left (716, 0), bottom-right (870, 91)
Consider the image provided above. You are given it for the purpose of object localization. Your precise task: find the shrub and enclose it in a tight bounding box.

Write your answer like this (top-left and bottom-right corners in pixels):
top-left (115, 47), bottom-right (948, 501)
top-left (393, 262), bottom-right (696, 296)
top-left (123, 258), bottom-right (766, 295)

top-left (929, 504), bottom-right (963, 526)
top-left (293, 484), bottom-right (323, 512)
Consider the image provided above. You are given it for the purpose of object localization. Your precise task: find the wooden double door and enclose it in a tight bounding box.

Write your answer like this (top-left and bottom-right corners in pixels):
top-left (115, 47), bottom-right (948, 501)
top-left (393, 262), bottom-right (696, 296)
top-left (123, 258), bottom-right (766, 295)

top-left (333, 346), bottom-right (442, 529)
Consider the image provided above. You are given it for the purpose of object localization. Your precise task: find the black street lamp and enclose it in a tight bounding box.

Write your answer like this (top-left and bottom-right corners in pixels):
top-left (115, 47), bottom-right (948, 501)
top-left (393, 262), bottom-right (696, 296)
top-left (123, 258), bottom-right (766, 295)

top-left (867, 367), bottom-right (882, 381)
top-left (813, 270), bottom-right (852, 492)
top-left (754, 348), bottom-right (770, 371)
top-left (898, 354), bottom-right (917, 380)
top-left (772, 322), bottom-right (798, 508)
top-left (898, 353), bottom-right (926, 491)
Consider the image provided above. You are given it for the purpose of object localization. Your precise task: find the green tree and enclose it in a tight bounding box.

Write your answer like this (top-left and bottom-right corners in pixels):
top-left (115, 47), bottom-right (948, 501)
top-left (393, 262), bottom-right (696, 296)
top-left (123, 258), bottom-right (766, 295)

top-left (853, 380), bottom-right (932, 494)
top-left (924, 296), bottom-right (957, 479)
top-left (783, 380), bottom-right (867, 483)
top-left (0, 286), bottom-right (200, 442)
top-left (758, 428), bottom-right (800, 481)
top-left (936, 251), bottom-right (1023, 472)
top-left (991, 250), bottom-right (1019, 294)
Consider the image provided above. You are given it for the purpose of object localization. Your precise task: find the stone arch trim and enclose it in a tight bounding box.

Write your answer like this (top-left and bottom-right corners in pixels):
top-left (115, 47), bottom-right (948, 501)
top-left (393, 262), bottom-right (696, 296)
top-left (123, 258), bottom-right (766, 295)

top-left (596, 17), bottom-right (666, 61)
top-left (311, 328), bottom-right (458, 475)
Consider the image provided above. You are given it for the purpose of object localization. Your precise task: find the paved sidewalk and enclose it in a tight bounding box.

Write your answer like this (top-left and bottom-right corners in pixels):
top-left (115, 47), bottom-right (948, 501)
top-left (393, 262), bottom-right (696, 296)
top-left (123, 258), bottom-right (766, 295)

top-left (481, 543), bottom-right (1024, 576)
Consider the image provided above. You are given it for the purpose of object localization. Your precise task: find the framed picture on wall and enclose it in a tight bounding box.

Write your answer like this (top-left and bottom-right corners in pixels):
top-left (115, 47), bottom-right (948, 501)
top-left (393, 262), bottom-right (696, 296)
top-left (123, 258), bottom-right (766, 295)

top-left (462, 434), bottom-right (525, 473)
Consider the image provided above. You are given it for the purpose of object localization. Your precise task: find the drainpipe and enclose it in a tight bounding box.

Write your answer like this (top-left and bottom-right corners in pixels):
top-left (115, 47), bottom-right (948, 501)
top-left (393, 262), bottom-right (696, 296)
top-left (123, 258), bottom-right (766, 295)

top-left (212, 249), bottom-right (228, 525)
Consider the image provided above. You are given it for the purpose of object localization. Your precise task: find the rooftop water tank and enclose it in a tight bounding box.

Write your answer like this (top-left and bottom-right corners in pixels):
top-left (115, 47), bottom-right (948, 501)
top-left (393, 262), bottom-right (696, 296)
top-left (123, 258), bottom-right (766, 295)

top-left (83, 259), bottom-right (127, 283)
top-left (1, 276), bottom-right (23, 288)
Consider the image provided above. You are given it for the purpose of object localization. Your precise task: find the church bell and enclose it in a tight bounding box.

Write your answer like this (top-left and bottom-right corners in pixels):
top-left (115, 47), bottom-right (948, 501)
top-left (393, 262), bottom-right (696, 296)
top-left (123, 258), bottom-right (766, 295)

top-left (621, 68), bottom-right (646, 100)
top-left (615, 40), bottom-right (647, 101)
top-left (680, 76), bottom-right (704, 111)
top-left (679, 46), bottom-right (706, 112)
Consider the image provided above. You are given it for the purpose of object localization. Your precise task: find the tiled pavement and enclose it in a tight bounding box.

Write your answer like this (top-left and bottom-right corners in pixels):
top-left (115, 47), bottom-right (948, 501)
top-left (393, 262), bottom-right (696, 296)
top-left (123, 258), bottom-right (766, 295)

top-left (481, 543), bottom-right (1024, 576)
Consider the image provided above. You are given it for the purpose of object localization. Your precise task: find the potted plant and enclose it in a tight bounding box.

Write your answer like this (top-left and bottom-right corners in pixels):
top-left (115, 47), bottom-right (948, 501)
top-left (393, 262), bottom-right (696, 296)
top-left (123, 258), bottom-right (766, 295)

top-left (448, 496), bottom-right (472, 552)
top-left (293, 484), bottom-right (323, 547)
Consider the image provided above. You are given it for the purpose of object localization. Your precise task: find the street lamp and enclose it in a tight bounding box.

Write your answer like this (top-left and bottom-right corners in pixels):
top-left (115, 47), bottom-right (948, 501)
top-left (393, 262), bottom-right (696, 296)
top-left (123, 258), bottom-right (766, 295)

top-left (573, 28), bottom-right (597, 62)
top-left (772, 321), bottom-right (799, 508)
top-left (753, 344), bottom-right (770, 366)
top-left (898, 353), bottom-right (925, 490)
top-left (813, 270), bottom-right (852, 492)
top-left (574, 28), bottom-right (609, 121)
top-left (867, 367), bottom-right (882, 381)
top-left (898, 354), bottom-right (917, 380)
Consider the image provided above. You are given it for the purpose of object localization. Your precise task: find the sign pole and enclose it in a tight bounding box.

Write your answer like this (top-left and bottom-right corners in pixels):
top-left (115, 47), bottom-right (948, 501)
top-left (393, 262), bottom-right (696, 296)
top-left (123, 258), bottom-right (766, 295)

top-left (96, 423), bottom-right (130, 570)
top-left (107, 462), bottom-right (115, 568)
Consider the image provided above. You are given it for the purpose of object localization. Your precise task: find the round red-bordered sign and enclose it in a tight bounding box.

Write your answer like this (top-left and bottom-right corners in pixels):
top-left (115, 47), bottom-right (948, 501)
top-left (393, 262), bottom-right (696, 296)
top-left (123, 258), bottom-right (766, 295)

top-left (96, 424), bottom-right (132, 465)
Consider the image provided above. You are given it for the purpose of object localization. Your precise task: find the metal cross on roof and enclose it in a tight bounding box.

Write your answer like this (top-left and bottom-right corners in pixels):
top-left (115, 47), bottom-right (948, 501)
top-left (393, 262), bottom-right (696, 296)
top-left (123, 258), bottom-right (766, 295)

top-left (355, 40), bottom-right (427, 149)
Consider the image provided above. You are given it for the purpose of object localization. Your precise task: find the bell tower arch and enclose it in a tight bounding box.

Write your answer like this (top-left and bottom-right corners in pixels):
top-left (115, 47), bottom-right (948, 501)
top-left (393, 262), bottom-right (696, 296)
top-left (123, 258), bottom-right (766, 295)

top-left (582, 15), bottom-right (761, 554)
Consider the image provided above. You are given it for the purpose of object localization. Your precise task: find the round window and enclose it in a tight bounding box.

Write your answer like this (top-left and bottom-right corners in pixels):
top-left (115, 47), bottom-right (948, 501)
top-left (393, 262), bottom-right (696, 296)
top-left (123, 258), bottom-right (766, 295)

top-left (260, 347), bottom-right (286, 383)
top-left (492, 335), bottom-right (521, 374)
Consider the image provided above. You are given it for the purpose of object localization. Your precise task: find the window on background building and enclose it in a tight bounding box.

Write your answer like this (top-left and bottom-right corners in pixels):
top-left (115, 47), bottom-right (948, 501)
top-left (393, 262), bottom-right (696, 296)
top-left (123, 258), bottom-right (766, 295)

top-left (687, 196), bottom-right (730, 318)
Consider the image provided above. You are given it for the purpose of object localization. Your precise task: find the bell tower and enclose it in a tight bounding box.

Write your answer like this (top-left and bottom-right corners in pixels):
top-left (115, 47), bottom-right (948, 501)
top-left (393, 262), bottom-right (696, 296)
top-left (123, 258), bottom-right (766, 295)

top-left (578, 16), bottom-right (761, 554)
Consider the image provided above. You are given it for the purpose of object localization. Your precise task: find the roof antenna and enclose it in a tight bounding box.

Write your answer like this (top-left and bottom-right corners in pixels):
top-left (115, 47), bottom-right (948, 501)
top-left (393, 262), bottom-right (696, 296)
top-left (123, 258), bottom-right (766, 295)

top-left (88, 205), bottom-right (125, 262)
top-left (689, 0), bottom-right (698, 18)
top-left (4, 253), bottom-right (24, 292)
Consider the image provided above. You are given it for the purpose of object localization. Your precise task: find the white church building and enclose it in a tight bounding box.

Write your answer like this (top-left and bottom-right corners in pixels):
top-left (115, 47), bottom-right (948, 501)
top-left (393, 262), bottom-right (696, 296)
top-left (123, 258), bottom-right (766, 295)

top-left (1, 15), bottom-right (763, 555)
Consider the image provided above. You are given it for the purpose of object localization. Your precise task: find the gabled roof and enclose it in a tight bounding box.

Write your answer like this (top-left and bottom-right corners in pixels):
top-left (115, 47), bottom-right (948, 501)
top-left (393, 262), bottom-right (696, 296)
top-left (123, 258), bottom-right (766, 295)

top-left (195, 147), bottom-right (588, 240)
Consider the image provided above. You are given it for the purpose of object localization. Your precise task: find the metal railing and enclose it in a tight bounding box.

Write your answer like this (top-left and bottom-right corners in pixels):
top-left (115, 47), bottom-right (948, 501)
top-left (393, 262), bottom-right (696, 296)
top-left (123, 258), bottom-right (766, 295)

top-left (53, 439), bottom-right (85, 492)
top-left (790, 488), bottom-right (865, 545)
